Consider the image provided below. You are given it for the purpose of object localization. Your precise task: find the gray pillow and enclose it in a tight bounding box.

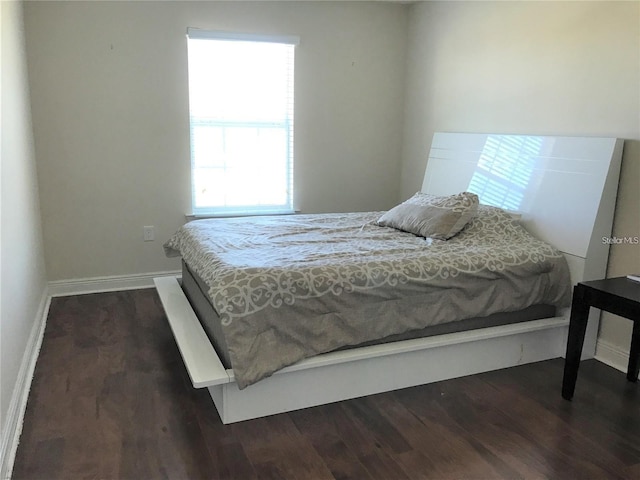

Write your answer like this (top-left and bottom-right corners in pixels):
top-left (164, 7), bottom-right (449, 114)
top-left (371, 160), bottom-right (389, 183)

top-left (377, 191), bottom-right (479, 240)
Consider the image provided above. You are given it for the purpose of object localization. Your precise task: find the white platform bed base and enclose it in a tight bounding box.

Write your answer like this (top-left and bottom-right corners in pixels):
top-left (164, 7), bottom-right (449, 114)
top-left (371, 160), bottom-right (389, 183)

top-left (155, 275), bottom-right (569, 424)
top-left (156, 133), bottom-right (623, 424)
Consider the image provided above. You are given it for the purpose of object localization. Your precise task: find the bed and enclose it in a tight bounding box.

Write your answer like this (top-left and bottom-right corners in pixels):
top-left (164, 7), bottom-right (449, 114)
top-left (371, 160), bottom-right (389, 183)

top-left (155, 132), bottom-right (623, 424)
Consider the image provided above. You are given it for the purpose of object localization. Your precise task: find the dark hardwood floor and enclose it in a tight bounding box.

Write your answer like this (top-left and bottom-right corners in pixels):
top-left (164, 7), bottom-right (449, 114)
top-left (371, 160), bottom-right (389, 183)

top-left (12, 289), bottom-right (640, 479)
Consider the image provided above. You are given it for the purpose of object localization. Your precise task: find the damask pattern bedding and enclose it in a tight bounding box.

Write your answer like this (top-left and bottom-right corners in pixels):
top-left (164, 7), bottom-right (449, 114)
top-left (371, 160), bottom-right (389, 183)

top-left (164, 205), bottom-right (571, 389)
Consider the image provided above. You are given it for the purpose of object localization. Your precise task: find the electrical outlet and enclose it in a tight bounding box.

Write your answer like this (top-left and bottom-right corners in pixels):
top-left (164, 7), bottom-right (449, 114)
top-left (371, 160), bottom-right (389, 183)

top-left (143, 226), bottom-right (155, 242)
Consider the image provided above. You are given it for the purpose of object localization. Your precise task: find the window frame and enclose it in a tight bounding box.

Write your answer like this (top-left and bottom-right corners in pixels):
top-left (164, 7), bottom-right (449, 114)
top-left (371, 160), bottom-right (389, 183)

top-left (186, 28), bottom-right (299, 217)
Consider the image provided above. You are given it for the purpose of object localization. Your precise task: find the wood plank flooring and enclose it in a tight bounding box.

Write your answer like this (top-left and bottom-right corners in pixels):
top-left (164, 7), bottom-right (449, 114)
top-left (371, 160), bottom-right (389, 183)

top-left (12, 289), bottom-right (640, 479)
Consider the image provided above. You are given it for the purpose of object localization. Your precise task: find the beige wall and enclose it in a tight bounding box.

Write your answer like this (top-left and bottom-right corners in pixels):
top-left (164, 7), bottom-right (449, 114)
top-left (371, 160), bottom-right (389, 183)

top-left (24, 1), bottom-right (408, 280)
top-left (402, 1), bottom-right (640, 354)
top-left (0, 1), bottom-right (48, 474)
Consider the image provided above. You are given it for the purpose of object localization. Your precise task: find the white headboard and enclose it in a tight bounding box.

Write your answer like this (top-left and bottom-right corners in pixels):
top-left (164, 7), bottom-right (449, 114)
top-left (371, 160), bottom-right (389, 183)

top-left (422, 133), bottom-right (624, 285)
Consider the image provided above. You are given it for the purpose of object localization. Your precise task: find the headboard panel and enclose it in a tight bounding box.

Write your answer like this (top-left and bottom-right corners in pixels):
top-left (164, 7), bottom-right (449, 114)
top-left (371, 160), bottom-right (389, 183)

top-left (422, 133), bottom-right (623, 284)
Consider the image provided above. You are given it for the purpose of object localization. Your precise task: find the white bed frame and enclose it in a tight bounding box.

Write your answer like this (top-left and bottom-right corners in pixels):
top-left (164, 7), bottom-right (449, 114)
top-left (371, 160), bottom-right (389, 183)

top-left (155, 133), bottom-right (623, 424)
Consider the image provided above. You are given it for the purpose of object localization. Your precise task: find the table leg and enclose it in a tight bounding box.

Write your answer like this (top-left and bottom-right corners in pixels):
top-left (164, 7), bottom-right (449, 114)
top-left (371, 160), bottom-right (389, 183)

top-left (562, 285), bottom-right (590, 400)
top-left (627, 319), bottom-right (640, 382)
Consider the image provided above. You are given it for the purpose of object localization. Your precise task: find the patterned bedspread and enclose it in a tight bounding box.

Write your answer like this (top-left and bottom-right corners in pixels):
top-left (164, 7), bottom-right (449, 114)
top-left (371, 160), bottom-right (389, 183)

top-left (164, 206), bottom-right (571, 388)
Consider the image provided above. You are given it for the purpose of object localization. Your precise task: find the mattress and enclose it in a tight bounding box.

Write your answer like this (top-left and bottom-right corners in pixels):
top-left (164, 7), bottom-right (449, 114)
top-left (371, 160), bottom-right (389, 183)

top-left (182, 260), bottom-right (556, 370)
top-left (165, 206), bottom-right (571, 388)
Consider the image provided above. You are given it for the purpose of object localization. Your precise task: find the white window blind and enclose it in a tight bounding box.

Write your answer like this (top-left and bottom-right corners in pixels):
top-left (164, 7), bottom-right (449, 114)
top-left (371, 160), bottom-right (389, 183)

top-left (186, 28), bottom-right (298, 216)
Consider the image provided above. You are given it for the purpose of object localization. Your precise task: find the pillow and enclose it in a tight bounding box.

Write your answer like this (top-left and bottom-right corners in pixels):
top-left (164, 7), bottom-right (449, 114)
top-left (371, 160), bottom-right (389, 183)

top-left (377, 191), bottom-right (479, 240)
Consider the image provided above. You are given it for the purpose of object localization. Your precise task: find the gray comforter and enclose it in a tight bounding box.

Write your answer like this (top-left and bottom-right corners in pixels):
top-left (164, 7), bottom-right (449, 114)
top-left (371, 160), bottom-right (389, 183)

top-left (164, 205), bottom-right (571, 389)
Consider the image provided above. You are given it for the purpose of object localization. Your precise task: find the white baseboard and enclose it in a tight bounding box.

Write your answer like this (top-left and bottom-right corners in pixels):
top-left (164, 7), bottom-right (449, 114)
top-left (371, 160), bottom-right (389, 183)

top-left (0, 287), bottom-right (50, 480)
top-left (48, 270), bottom-right (181, 297)
top-left (595, 338), bottom-right (638, 380)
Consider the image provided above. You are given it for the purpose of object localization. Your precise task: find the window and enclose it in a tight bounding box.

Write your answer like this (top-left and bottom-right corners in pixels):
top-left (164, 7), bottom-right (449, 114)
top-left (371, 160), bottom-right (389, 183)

top-left (186, 29), bottom-right (298, 216)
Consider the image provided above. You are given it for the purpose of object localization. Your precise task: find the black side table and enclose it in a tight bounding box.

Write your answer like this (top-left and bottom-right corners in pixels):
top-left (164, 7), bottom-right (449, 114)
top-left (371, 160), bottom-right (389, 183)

top-left (562, 276), bottom-right (640, 400)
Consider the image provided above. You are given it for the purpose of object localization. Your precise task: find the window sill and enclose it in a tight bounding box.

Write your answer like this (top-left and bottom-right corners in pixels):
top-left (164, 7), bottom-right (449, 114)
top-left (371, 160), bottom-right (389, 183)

top-left (186, 209), bottom-right (299, 221)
